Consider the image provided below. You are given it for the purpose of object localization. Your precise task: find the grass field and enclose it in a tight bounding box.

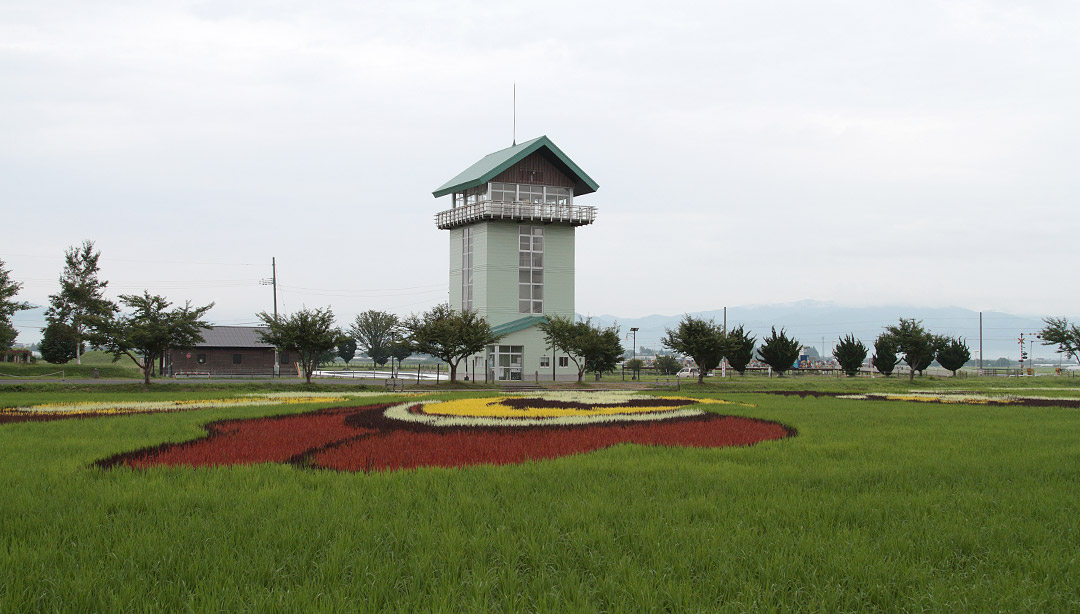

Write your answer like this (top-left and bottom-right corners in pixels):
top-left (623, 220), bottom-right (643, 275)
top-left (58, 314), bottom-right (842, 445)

top-left (2, 380), bottom-right (1079, 611)
top-left (0, 350), bottom-right (142, 379)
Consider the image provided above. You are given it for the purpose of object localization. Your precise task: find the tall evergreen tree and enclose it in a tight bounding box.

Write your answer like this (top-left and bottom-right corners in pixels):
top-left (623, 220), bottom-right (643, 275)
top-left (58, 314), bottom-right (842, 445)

top-left (45, 240), bottom-right (111, 365)
top-left (872, 334), bottom-right (899, 377)
top-left (936, 337), bottom-right (971, 376)
top-left (757, 327), bottom-right (801, 376)
top-left (834, 334), bottom-right (868, 377)
top-left (725, 325), bottom-right (756, 375)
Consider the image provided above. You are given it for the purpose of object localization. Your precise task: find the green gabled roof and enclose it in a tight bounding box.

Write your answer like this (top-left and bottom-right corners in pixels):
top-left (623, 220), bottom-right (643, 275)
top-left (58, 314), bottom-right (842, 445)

top-left (491, 315), bottom-right (548, 338)
top-left (432, 135), bottom-right (599, 198)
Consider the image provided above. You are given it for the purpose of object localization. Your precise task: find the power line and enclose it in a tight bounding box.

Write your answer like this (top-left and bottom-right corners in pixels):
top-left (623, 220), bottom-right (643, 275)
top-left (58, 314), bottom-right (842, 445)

top-left (5, 253), bottom-right (264, 267)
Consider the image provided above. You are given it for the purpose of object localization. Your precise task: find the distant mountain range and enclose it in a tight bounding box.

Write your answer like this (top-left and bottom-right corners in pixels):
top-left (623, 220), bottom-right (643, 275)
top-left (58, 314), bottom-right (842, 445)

top-left (586, 300), bottom-right (1073, 363)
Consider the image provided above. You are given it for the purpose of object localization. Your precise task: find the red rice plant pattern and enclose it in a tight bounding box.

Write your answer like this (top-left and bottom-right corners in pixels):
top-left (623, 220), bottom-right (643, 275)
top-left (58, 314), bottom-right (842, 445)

top-left (98, 404), bottom-right (794, 473)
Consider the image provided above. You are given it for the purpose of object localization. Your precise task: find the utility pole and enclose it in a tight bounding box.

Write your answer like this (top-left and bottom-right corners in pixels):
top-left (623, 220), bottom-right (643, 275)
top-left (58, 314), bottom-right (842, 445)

top-left (979, 311), bottom-right (983, 374)
top-left (261, 257), bottom-right (279, 377)
top-left (630, 327), bottom-right (639, 380)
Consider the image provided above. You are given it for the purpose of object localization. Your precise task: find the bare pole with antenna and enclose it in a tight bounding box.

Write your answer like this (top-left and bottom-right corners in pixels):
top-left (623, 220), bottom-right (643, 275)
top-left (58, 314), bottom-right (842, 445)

top-left (261, 257), bottom-right (280, 377)
top-left (513, 82), bottom-right (516, 146)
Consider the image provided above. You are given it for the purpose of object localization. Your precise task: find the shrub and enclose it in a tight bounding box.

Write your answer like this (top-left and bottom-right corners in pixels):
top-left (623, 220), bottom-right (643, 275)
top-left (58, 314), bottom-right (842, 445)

top-left (834, 334), bottom-right (868, 377)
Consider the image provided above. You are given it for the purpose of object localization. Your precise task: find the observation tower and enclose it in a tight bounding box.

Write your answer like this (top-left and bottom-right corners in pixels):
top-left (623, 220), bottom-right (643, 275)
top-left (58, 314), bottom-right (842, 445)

top-left (432, 136), bottom-right (598, 382)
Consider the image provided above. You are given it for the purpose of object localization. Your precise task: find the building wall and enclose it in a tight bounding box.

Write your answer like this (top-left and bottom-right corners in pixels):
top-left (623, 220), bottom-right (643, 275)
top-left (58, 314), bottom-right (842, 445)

top-left (475, 220), bottom-right (575, 327)
top-left (461, 326), bottom-right (586, 382)
top-left (491, 152), bottom-right (575, 188)
top-left (446, 219), bottom-right (581, 380)
top-left (449, 226), bottom-right (462, 310)
top-left (168, 347), bottom-right (276, 376)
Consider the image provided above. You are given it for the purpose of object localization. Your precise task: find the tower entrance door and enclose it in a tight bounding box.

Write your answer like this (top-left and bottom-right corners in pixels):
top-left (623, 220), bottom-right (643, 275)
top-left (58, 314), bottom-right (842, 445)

top-left (487, 345), bottom-right (524, 381)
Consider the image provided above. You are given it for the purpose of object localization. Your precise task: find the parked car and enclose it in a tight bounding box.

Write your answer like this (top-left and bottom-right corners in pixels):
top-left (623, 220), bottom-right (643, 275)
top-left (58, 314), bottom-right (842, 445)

top-left (675, 367), bottom-right (699, 378)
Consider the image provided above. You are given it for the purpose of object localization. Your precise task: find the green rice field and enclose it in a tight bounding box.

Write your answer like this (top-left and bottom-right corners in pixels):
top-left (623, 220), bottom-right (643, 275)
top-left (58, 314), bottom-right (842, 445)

top-left (2, 379), bottom-right (1079, 612)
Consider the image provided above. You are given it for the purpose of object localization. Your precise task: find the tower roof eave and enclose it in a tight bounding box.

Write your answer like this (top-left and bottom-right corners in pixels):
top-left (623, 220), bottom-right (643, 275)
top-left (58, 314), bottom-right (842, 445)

top-left (432, 135), bottom-right (599, 198)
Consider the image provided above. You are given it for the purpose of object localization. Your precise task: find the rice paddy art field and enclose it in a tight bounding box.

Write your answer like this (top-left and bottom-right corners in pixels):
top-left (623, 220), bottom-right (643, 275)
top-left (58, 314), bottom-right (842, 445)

top-left (2, 382), bottom-right (1080, 612)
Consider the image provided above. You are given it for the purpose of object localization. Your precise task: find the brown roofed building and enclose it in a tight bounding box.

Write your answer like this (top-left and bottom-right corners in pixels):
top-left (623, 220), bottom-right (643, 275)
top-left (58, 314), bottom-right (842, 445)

top-left (166, 326), bottom-right (281, 377)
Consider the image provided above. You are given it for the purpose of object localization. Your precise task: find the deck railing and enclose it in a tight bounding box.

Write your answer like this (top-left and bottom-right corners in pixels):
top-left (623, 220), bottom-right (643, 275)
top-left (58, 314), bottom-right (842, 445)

top-left (435, 201), bottom-right (597, 229)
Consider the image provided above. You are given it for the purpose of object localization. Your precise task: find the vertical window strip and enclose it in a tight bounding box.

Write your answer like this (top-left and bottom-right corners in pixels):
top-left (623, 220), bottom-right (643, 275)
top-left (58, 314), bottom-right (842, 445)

top-left (518, 225), bottom-right (543, 314)
top-left (462, 228), bottom-right (473, 311)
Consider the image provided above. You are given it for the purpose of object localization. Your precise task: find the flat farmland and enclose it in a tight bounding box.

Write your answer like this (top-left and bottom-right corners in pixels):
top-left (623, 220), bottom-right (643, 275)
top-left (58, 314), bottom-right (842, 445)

top-left (1, 381), bottom-right (1078, 612)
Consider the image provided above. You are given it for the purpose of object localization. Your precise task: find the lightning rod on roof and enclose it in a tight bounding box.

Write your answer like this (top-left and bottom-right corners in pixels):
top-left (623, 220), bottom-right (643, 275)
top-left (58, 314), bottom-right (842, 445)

top-left (513, 82), bottom-right (516, 146)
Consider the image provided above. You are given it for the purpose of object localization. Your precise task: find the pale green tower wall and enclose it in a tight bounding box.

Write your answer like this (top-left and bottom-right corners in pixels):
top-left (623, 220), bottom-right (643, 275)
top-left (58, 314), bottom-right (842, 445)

top-left (448, 220), bottom-right (584, 381)
top-left (448, 226), bottom-right (462, 309)
top-left (449, 221), bottom-right (575, 327)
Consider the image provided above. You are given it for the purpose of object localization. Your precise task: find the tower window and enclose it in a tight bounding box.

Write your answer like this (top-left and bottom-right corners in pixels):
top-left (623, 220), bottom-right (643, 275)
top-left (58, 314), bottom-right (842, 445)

top-left (462, 227), bottom-right (473, 311)
top-left (490, 183), bottom-right (573, 205)
top-left (519, 225), bottom-right (543, 314)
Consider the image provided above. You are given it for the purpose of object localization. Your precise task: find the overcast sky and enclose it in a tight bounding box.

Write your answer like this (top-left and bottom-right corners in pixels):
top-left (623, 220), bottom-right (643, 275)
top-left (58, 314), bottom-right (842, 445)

top-left (3, 0), bottom-right (1078, 342)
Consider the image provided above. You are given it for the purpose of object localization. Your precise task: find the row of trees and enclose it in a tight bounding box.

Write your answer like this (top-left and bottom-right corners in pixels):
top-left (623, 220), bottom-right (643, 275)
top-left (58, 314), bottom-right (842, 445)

top-left (861, 319), bottom-right (971, 381)
top-left (20, 241), bottom-right (626, 385)
top-left (2, 246), bottom-right (215, 386)
top-left (659, 315), bottom-right (803, 383)
top-left (258, 307), bottom-right (625, 384)
top-left (9, 240), bottom-right (1080, 383)
top-left (656, 315), bottom-right (981, 382)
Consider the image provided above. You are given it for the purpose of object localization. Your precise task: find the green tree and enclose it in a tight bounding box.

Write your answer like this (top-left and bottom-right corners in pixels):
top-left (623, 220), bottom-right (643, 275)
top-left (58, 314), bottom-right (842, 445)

top-left (256, 307), bottom-right (340, 384)
top-left (45, 241), bottom-right (112, 365)
top-left (936, 337), bottom-right (971, 376)
top-left (0, 323), bottom-right (17, 354)
top-left (389, 341), bottom-right (412, 377)
top-left (625, 358), bottom-right (644, 379)
top-left (317, 349), bottom-right (338, 369)
top-left (538, 315), bottom-right (624, 383)
top-left (883, 318), bottom-right (941, 381)
top-left (1039, 317), bottom-right (1080, 366)
top-left (86, 292), bottom-right (213, 385)
top-left (661, 315), bottom-right (726, 384)
top-left (586, 324), bottom-right (624, 378)
top-left (368, 346), bottom-right (391, 368)
top-left (834, 334), bottom-right (868, 377)
top-left (349, 310), bottom-right (398, 369)
top-left (336, 336), bottom-right (357, 368)
top-left (725, 325), bottom-right (756, 375)
top-left (39, 321), bottom-right (81, 364)
top-left (654, 354), bottom-right (681, 376)
top-left (757, 326), bottom-right (801, 376)
top-left (872, 334), bottom-right (899, 376)
top-left (0, 258), bottom-right (32, 352)
top-left (402, 304), bottom-right (498, 382)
